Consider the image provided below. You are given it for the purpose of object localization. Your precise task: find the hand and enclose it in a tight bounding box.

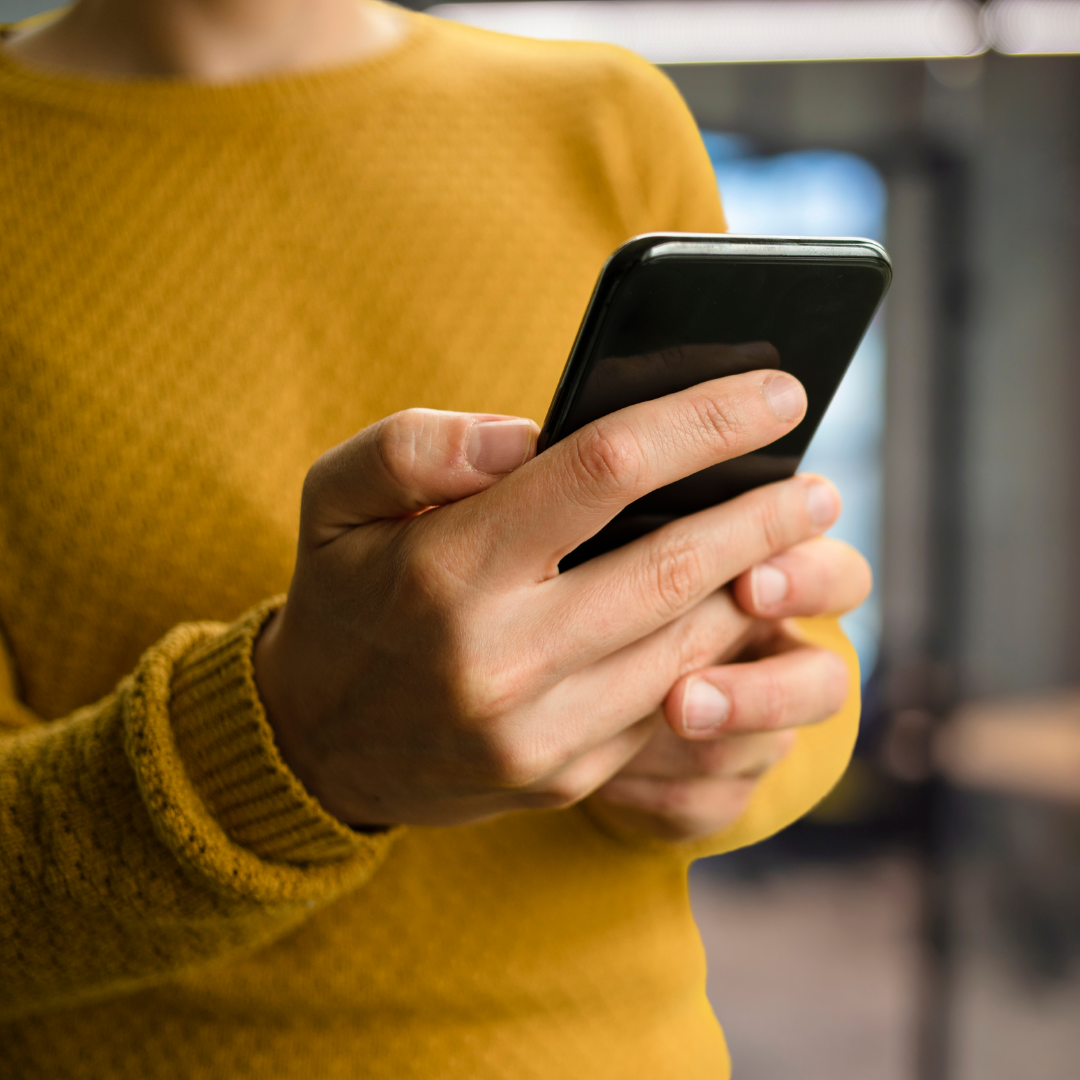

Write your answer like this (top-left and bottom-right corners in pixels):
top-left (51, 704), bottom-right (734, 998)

top-left (254, 364), bottom-right (842, 828)
top-left (587, 537), bottom-right (872, 841)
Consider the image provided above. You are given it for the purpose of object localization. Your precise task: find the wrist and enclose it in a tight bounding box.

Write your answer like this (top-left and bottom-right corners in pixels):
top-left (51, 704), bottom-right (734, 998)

top-left (166, 602), bottom-right (363, 864)
top-left (252, 608), bottom-right (321, 803)
top-left (252, 606), bottom-right (384, 830)
top-left (252, 605), bottom-right (290, 741)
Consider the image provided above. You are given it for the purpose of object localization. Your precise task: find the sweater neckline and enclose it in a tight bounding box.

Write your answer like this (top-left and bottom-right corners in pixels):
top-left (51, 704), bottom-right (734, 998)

top-left (0, 6), bottom-right (434, 124)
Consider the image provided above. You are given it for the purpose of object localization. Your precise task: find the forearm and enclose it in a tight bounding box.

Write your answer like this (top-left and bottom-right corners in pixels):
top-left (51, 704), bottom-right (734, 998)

top-left (0, 603), bottom-right (396, 1020)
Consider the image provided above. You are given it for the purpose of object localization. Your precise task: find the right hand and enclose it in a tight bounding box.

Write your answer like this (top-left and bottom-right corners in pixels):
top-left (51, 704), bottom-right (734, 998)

top-left (254, 371), bottom-right (841, 828)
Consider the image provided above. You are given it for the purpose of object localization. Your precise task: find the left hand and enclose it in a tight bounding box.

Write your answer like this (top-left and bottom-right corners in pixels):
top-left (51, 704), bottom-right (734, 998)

top-left (586, 536), bottom-right (871, 841)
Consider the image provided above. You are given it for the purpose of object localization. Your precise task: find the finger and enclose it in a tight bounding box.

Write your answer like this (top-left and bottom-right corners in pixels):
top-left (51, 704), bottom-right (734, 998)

top-left (470, 368), bottom-right (807, 573)
top-left (666, 645), bottom-right (850, 739)
top-left (489, 479), bottom-right (838, 762)
top-left (541, 589), bottom-right (756, 747)
top-left (589, 719), bottom-right (801, 841)
top-left (537, 473), bottom-right (840, 674)
top-left (733, 536), bottom-right (872, 618)
top-left (501, 591), bottom-right (751, 785)
top-left (609, 721), bottom-right (796, 782)
top-left (588, 773), bottom-right (762, 842)
top-left (301, 409), bottom-right (538, 542)
top-left (515, 712), bottom-right (662, 811)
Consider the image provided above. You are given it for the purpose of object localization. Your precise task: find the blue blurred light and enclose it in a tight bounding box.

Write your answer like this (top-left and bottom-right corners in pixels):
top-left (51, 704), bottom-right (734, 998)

top-left (699, 131), bottom-right (756, 163)
top-left (711, 148), bottom-right (887, 241)
top-left (704, 135), bottom-right (887, 678)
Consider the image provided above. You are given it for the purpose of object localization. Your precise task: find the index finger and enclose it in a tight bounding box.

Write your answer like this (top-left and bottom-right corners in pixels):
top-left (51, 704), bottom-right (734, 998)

top-left (462, 369), bottom-right (807, 577)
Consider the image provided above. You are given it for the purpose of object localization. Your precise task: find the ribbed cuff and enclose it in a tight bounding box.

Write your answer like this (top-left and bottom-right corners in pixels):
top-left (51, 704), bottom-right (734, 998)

top-left (169, 598), bottom-right (361, 866)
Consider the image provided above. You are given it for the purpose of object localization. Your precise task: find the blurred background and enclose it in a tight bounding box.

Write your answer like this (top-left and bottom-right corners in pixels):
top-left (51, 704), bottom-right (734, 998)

top-left (5, 0), bottom-right (1079, 1076)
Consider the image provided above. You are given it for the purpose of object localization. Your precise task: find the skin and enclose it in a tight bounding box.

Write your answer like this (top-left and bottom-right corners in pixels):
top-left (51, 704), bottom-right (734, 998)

top-left (3, 0), bottom-right (407, 81)
top-left (4, 1), bottom-right (872, 841)
top-left (253, 373), bottom-right (868, 837)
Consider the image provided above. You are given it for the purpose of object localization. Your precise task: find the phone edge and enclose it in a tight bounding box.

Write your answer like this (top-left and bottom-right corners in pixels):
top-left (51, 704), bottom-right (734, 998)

top-left (537, 232), bottom-right (893, 454)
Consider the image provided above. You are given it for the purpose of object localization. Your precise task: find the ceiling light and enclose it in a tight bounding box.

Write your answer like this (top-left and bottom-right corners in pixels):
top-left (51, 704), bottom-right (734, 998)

top-left (428, 0), bottom-right (988, 64)
top-left (982, 0), bottom-right (1080, 55)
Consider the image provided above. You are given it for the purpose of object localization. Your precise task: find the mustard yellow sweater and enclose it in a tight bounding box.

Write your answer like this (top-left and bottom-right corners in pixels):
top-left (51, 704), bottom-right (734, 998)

top-left (0, 10), bottom-right (860, 1078)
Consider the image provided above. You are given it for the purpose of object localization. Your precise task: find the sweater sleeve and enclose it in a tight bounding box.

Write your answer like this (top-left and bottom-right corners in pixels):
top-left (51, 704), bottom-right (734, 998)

top-left (0, 599), bottom-right (397, 1021)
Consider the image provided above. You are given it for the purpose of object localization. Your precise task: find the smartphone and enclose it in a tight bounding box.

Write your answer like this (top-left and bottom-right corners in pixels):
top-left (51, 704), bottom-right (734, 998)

top-left (538, 233), bottom-right (892, 570)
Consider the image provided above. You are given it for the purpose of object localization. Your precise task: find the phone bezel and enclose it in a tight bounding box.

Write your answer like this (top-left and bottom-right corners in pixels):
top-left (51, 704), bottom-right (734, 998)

top-left (538, 232), bottom-right (892, 454)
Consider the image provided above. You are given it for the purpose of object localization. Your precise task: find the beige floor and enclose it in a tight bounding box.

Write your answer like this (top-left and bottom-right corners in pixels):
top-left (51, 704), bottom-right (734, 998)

top-left (690, 852), bottom-right (1080, 1080)
top-left (688, 855), bottom-right (923, 1080)
top-left (950, 862), bottom-right (1080, 1080)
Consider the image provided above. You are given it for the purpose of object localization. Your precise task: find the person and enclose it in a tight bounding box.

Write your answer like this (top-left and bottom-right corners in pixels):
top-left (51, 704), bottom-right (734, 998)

top-left (0, 1), bottom-right (871, 1077)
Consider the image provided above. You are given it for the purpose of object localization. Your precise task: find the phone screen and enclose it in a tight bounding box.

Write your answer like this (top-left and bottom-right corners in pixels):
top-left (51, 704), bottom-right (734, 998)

top-left (544, 243), bottom-right (890, 568)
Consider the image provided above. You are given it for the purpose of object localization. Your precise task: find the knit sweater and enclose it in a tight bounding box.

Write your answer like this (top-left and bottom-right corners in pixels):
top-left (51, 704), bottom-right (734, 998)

top-left (0, 9), bottom-right (860, 1078)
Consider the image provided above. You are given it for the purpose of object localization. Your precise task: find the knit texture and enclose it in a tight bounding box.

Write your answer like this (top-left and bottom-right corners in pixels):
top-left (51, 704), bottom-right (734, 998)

top-left (0, 9), bottom-right (860, 1077)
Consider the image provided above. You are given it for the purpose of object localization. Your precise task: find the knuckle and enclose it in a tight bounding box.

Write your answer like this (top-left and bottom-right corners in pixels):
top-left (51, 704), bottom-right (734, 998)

top-left (646, 535), bottom-right (706, 617)
top-left (482, 737), bottom-right (564, 791)
top-left (525, 773), bottom-right (590, 811)
top-left (754, 493), bottom-right (794, 555)
top-left (569, 420), bottom-right (644, 498)
top-left (670, 619), bottom-right (721, 679)
top-left (479, 741), bottom-right (534, 788)
top-left (445, 646), bottom-right (524, 722)
top-left (443, 668), bottom-right (552, 788)
top-left (373, 410), bottom-right (424, 490)
top-left (689, 393), bottom-right (744, 455)
top-left (759, 671), bottom-right (790, 730)
top-left (667, 595), bottom-right (744, 678)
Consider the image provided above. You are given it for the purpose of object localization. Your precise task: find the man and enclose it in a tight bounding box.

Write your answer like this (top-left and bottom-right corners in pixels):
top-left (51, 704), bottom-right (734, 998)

top-left (0, 2), bottom-right (870, 1076)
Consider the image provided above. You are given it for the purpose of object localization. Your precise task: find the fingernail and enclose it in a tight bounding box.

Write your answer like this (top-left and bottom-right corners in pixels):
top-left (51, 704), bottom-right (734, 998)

top-left (467, 419), bottom-right (534, 475)
top-left (763, 374), bottom-right (806, 422)
top-left (751, 562), bottom-right (789, 608)
top-left (683, 678), bottom-right (731, 733)
top-left (806, 481), bottom-right (840, 530)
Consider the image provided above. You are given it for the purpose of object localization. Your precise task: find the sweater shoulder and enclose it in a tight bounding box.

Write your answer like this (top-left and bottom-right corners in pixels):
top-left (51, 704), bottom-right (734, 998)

top-left (419, 13), bottom-right (686, 124)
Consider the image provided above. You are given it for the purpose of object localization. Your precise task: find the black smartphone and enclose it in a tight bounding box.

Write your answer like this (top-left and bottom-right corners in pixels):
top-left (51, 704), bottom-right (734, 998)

top-left (538, 233), bottom-right (892, 570)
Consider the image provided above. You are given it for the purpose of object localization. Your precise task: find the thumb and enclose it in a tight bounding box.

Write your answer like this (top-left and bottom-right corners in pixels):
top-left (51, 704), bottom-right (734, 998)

top-left (301, 408), bottom-right (538, 543)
